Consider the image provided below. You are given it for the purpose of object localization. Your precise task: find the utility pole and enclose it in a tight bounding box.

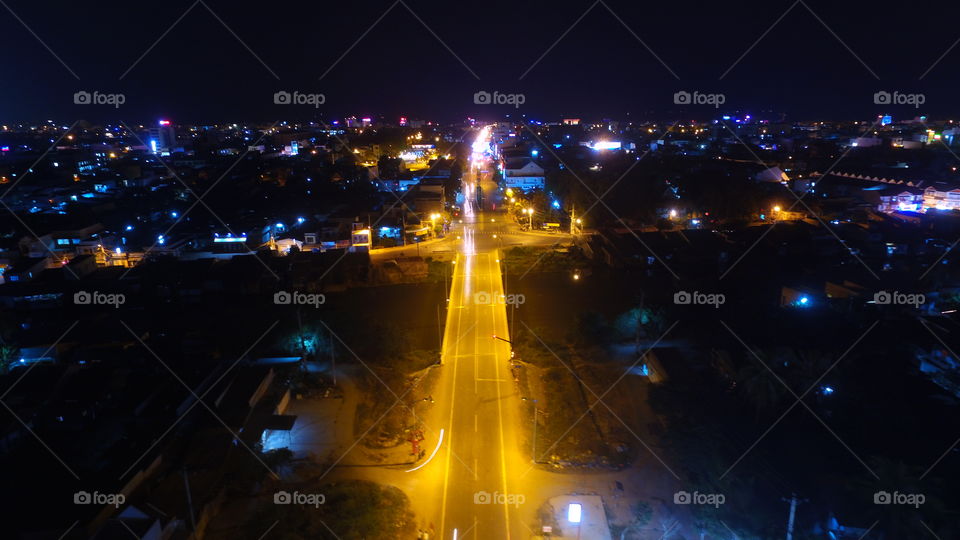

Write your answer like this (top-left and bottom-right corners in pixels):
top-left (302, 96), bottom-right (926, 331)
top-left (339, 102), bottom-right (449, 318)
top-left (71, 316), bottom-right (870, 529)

top-left (436, 303), bottom-right (443, 350)
top-left (783, 494), bottom-right (803, 540)
top-left (329, 324), bottom-right (336, 386)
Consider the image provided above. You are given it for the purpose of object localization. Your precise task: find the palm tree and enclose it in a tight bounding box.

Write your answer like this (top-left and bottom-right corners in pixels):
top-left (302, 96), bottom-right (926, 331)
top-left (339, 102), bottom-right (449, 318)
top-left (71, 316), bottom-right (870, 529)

top-left (735, 352), bottom-right (789, 419)
top-left (852, 457), bottom-right (950, 538)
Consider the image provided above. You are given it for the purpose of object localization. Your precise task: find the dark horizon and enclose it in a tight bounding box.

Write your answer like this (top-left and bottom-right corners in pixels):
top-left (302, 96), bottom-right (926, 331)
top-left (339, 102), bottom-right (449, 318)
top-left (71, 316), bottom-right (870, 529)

top-left (1, 0), bottom-right (958, 122)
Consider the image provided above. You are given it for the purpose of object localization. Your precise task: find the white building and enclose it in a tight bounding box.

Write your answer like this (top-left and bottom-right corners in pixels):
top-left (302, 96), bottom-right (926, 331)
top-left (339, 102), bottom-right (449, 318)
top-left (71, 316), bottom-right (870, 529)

top-left (502, 160), bottom-right (545, 191)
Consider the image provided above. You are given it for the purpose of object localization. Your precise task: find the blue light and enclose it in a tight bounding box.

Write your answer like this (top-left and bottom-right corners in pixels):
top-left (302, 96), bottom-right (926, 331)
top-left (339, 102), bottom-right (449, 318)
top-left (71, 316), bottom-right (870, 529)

top-left (276, 222), bottom-right (284, 229)
top-left (798, 296), bottom-right (810, 306)
top-left (125, 225), bottom-right (133, 231)
top-left (170, 211), bottom-right (178, 218)
top-left (691, 219), bottom-right (700, 226)
top-left (297, 217), bottom-right (305, 224)
top-left (531, 149), bottom-right (539, 157)
top-left (552, 200), bottom-right (560, 209)
top-left (822, 385), bottom-right (834, 395)
top-left (157, 235), bottom-right (165, 245)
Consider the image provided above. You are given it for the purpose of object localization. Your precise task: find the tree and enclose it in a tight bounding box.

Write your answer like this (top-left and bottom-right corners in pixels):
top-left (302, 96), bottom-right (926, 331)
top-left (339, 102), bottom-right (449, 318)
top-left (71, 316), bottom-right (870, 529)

top-left (619, 501), bottom-right (653, 539)
top-left (852, 457), bottom-right (950, 539)
top-left (377, 155), bottom-right (402, 180)
top-left (253, 480), bottom-right (417, 540)
top-left (0, 343), bottom-right (19, 375)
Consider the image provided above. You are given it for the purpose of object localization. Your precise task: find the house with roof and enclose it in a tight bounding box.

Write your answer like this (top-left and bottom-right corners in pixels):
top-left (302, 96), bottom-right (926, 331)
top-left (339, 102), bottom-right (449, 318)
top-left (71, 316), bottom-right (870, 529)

top-left (502, 158), bottom-right (545, 191)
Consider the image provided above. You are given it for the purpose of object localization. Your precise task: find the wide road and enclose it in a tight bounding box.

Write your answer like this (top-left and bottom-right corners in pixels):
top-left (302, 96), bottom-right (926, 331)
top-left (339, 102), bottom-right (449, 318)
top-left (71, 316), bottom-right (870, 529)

top-left (408, 129), bottom-right (529, 539)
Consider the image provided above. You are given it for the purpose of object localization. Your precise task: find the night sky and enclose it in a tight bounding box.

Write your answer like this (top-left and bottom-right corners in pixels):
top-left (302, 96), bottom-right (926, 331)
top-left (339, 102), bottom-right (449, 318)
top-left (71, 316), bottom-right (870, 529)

top-left (2, 0), bottom-right (959, 122)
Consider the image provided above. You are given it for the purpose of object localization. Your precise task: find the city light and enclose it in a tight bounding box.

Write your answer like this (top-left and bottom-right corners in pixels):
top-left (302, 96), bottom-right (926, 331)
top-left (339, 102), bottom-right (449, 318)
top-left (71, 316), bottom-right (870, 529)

top-left (568, 503), bottom-right (582, 523)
